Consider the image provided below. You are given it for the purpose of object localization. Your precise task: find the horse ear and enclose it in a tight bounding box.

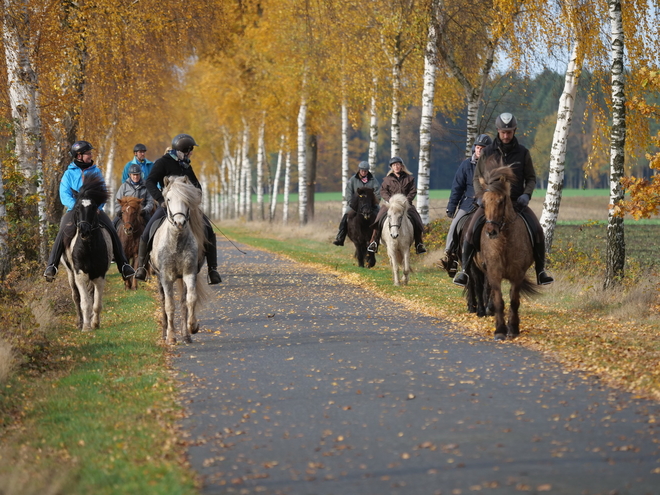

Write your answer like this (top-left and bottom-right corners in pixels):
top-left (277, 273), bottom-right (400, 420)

top-left (478, 177), bottom-right (486, 188)
top-left (163, 176), bottom-right (171, 187)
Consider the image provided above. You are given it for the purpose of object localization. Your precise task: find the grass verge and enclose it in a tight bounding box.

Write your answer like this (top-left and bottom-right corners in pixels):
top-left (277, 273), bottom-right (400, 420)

top-left (217, 220), bottom-right (660, 402)
top-left (0, 273), bottom-right (197, 495)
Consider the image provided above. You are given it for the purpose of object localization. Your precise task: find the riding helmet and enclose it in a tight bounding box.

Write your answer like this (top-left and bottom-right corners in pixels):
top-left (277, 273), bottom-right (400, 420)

top-left (128, 163), bottom-right (142, 176)
top-left (474, 134), bottom-right (492, 147)
top-left (70, 140), bottom-right (93, 157)
top-left (389, 156), bottom-right (404, 166)
top-left (133, 143), bottom-right (147, 153)
top-left (358, 161), bottom-right (370, 170)
top-left (171, 134), bottom-right (198, 153)
top-left (495, 112), bottom-right (517, 130)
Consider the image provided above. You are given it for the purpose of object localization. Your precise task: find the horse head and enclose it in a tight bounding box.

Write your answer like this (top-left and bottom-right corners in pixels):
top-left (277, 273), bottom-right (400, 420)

top-left (386, 194), bottom-right (409, 239)
top-left (118, 196), bottom-right (144, 236)
top-left (356, 187), bottom-right (376, 220)
top-left (73, 175), bottom-right (109, 241)
top-left (480, 166), bottom-right (516, 239)
top-left (162, 176), bottom-right (203, 233)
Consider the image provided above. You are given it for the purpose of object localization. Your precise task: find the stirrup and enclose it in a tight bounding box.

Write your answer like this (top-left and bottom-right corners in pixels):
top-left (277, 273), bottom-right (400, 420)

top-left (134, 266), bottom-right (148, 281)
top-left (44, 265), bottom-right (58, 282)
top-left (367, 241), bottom-right (378, 253)
top-left (416, 243), bottom-right (427, 254)
top-left (453, 271), bottom-right (469, 287)
top-left (121, 264), bottom-right (135, 280)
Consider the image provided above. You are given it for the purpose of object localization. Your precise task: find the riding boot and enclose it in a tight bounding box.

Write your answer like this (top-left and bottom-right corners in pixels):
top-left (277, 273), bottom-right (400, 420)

top-left (100, 211), bottom-right (135, 280)
top-left (204, 222), bottom-right (222, 285)
top-left (414, 228), bottom-right (427, 254)
top-left (533, 240), bottom-right (554, 285)
top-left (44, 231), bottom-right (65, 282)
top-left (333, 214), bottom-right (348, 246)
top-left (453, 240), bottom-right (476, 287)
top-left (134, 239), bottom-right (149, 281)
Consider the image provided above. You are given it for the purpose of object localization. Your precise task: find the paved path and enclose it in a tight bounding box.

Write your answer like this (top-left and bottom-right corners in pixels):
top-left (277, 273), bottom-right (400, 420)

top-left (174, 240), bottom-right (659, 495)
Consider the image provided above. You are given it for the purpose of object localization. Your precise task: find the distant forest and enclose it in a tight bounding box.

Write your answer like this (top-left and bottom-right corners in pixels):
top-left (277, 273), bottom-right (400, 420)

top-left (311, 69), bottom-right (659, 193)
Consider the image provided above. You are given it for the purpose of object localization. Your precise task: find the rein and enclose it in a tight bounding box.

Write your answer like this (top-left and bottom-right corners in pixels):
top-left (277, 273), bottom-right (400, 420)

top-left (166, 207), bottom-right (190, 226)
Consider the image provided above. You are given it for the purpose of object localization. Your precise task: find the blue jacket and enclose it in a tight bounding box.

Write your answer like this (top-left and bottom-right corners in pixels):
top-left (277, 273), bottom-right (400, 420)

top-left (59, 162), bottom-right (105, 211)
top-left (121, 157), bottom-right (154, 182)
top-left (447, 154), bottom-right (477, 214)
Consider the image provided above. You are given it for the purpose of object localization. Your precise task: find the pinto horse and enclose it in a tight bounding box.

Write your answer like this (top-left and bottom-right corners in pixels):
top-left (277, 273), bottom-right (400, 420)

top-left (116, 196), bottom-right (146, 290)
top-left (61, 175), bottom-right (112, 332)
top-left (381, 194), bottom-right (414, 286)
top-left (347, 187), bottom-right (378, 268)
top-left (150, 176), bottom-right (209, 344)
top-left (475, 166), bottom-right (538, 340)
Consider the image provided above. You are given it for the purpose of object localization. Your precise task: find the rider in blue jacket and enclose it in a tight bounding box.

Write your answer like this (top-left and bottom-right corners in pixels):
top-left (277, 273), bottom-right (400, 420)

top-left (121, 143), bottom-right (154, 182)
top-left (43, 141), bottom-right (136, 282)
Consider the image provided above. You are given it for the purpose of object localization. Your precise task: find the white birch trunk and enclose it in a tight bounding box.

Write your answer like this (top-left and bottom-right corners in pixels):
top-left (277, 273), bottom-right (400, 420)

top-left (368, 77), bottom-right (378, 170)
top-left (341, 100), bottom-right (350, 214)
top-left (102, 128), bottom-right (116, 215)
top-left (233, 144), bottom-right (241, 218)
top-left (241, 122), bottom-right (251, 219)
top-left (416, 20), bottom-right (438, 226)
top-left (605, 0), bottom-right (626, 287)
top-left (283, 151), bottom-right (292, 225)
top-left (540, 40), bottom-right (581, 253)
top-left (270, 136), bottom-right (284, 222)
top-left (256, 113), bottom-right (266, 221)
top-left (390, 62), bottom-right (402, 158)
top-left (297, 94), bottom-right (308, 226)
top-left (0, 161), bottom-right (9, 276)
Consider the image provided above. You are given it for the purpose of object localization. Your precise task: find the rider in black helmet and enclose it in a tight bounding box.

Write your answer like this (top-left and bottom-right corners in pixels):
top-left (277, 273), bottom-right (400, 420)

top-left (122, 143), bottom-right (153, 182)
top-left (452, 113), bottom-right (554, 287)
top-left (133, 134), bottom-right (222, 285)
top-left (43, 141), bottom-right (136, 282)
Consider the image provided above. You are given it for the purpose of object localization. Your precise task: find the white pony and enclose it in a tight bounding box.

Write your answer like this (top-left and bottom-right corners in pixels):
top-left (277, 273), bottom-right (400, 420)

top-left (381, 193), bottom-right (414, 286)
top-left (151, 176), bottom-right (208, 344)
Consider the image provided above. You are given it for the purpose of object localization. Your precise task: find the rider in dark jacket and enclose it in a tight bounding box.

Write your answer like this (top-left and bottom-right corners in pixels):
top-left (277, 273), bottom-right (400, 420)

top-left (443, 134), bottom-right (492, 274)
top-left (332, 161), bottom-right (381, 246)
top-left (452, 113), bottom-right (553, 287)
top-left (133, 134), bottom-right (222, 285)
top-left (367, 156), bottom-right (426, 255)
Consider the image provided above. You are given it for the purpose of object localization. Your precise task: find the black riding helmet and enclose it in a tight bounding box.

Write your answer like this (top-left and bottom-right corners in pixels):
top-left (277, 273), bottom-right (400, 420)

top-left (70, 140), bottom-right (93, 157)
top-left (495, 112), bottom-right (517, 130)
top-left (133, 143), bottom-right (147, 153)
top-left (474, 134), bottom-right (492, 147)
top-left (171, 134), bottom-right (198, 154)
top-left (128, 163), bottom-right (142, 176)
top-left (389, 156), bottom-right (404, 166)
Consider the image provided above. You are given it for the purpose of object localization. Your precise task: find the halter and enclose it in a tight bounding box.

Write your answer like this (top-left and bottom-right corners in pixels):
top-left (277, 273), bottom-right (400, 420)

top-left (165, 201), bottom-right (190, 226)
top-left (388, 212), bottom-right (404, 231)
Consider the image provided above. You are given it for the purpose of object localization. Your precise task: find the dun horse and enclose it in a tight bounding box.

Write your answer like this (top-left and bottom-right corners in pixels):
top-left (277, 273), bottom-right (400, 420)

top-left (116, 196), bottom-right (147, 290)
top-left (61, 175), bottom-right (112, 332)
top-left (381, 194), bottom-right (414, 286)
top-left (347, 187), bottom-right (378, 268)
top-left (150, 176), bottom-right (209, 344)
top-left (475, 166), bottom-right (538, 340)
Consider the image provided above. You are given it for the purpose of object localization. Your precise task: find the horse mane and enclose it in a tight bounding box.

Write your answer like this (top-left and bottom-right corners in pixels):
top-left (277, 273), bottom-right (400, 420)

top-left (119, 195), bottom-right (143, 209)
top-left (74, 174), bottom-right (109, 207)
top-left (483, 166), bottom-right (517, 197)
top-left (357, 187), bottom-right (377, 206)
top-left (162, 176), bottom-right (206, 248)
top-left (388, 193), bottom-right (409, 214)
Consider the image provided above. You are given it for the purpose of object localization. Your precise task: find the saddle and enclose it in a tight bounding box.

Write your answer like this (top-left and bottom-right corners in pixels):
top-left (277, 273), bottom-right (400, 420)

top-left (147, 216), bottom-right (168, 249)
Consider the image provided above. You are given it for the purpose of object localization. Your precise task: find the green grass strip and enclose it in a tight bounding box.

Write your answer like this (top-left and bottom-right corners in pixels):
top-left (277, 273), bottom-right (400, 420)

top-left (5, 276), bottom-right (196, 495)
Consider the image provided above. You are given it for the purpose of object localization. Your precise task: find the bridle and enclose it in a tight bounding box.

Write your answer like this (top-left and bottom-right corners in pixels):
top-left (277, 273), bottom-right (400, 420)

top-left (483, 189), bottom-right (507, 231)
top-left (165, 199), bottom-right (190, 226)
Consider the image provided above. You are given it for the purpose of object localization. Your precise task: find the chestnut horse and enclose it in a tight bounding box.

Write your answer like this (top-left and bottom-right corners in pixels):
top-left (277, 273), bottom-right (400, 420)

top-left (116, 196), bottom-right (146, 290)
top-left (475, 166), bottom-right (538, 340)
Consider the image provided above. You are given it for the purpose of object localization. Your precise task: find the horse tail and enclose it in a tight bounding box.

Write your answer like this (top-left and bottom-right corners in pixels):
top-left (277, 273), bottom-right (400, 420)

top-left (520, 277), bottom-right (540, 298)
top-left (195, 272), bottom-right (212, 309)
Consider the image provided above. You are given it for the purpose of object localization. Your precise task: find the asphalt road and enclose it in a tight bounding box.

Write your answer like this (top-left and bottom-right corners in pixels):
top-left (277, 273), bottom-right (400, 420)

top-left (174, 240), bottom-right (660, 495)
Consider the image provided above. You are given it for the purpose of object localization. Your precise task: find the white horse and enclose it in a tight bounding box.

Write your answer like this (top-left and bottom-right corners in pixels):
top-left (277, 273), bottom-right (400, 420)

top-left (151, 176), bottom-right (208, 344)
top-left (381, 193), bottom-right (414, 286)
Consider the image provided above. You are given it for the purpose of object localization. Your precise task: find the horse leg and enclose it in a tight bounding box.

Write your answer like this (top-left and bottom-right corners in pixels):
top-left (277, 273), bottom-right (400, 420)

top-left (182, 274), bottom-right (197, 343)
top-left (401, 248), bottom-right (411, 285)
top-left (389, 248), bottom-right (400, 286)
top-left (79, 278), bottom-right (94, 332)
top-left (507, 283), bottom-right (522, 339)
top-left (356, 245), bottom-right (365, 268)
top-left (490, 281), bottom-right (507, 340)
top-left (66, 269), bottom-right (84, 330)
top-left (91, 278), bottom-right (105, 329)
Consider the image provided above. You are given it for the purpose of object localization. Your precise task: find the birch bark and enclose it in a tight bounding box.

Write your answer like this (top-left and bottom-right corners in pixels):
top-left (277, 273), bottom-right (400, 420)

top-left (270, 136), bottom-right (284, 222)
top-left (605, 0), bottom-right (626, 288)
top-left (283, 151), bottom-right (292, 225)
top-left (256, 114), bottom-right (266, 221)
top-left (368, 77), bottom-right (378, 170)
top-left (416, 13), bottom-right (439, 226)
top-left (297, 94), bottom-right (308, 226)
top-left (341, 101), bottom-right (350, 215)
top-left (540, 41), bottom-right (581, 253)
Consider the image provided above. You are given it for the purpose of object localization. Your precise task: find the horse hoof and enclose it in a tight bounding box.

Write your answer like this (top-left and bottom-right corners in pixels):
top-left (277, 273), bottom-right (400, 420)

top-left (191, 324), bottom-right (199, 335)
top-left (184, 335), bottom-right (193, 344)
top-left (507, 332), bottom-right (520, 340)
top-left (166, 337), bottom-right (177, 345)
top-left (494, 333), bottom-right (507, 341)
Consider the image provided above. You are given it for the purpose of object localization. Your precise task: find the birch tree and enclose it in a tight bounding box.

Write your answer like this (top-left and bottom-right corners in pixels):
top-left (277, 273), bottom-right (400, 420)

top-left (297, 90), bottom-right (308, 226)
top-left (605, 0), bottom-right (626, 288)
top-left (256, 113), bottom-right (266, 221)
top-left (270, 137), bottom-right (285, 221)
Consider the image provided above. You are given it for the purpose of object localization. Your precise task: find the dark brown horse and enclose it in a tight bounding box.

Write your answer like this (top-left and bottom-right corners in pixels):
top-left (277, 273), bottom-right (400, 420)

top-left (475, 166), bottom-right (538, 340)
top-left (347, 187), bottom-right (378, 268)
top-left (116, 196), bottom-right (146, 290)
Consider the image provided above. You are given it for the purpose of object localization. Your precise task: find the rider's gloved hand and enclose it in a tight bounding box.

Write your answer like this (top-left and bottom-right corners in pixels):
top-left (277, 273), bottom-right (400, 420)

top-left (161, 201), bottom-right (167, 209)
top-left (517, 194), bottom-right (530, 207)
top-left (446, 209), bottom-right (455, 219)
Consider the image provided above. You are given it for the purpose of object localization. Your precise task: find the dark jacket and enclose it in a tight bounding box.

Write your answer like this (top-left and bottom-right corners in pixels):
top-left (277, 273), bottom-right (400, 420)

top-left (474, 136), bottom-right (536, 200)
top-left (381, 171), bottom-right (416, 205)
top-left (447, 155), bottom-right (477, 213)
top-left (146, 152), bottom-right (201, 205)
